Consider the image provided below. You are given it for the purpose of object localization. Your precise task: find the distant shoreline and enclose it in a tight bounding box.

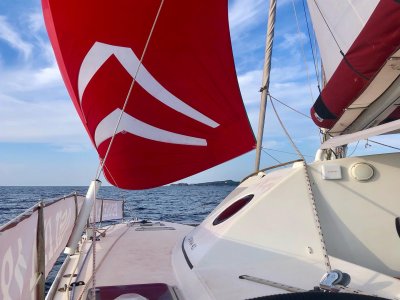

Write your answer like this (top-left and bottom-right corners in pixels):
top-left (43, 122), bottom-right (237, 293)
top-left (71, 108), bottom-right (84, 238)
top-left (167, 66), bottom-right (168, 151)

top-left (170, 180), bottom-right (239, 187)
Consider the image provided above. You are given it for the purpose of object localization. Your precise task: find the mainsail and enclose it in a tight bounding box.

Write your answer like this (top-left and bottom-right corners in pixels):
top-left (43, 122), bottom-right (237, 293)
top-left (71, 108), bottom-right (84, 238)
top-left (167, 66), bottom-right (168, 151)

top-left (42, 0), bottom-right (255, 189)
top-left (308, 0), bottom-right (400, 134)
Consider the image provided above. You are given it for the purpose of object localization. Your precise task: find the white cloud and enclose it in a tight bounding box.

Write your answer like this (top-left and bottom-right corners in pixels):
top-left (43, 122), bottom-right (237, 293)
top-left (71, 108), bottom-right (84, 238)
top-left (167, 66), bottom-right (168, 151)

top-left (0, 94), bottom-right (89, 146)
top-left (229, 0), bottom-right (265, 34)
top-left (238, 69), bottom-right (263, 106)
top-left (278, 32), bottom-right (307, 51)
top-left (0, 16), bottom-right (33, 59)
top-left (26, 12), bottom-right (45, 34)
top-left (229, 0), bottom-right (292, 37)
top-left (32, 64), bottom-right (62, 87)
top-left (0, 59), bottom-right (63, 94)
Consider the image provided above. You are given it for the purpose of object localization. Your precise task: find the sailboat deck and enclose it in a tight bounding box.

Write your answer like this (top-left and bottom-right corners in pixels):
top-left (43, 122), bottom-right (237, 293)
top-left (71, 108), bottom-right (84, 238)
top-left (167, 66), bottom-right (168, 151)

top-left (54, 221), bottom-right (192, 300)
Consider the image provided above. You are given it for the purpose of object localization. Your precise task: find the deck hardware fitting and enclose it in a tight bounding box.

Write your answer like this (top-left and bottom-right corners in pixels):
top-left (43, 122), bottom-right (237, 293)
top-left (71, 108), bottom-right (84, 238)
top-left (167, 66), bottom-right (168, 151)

top-left (319, 270), bottom-right (350, 292)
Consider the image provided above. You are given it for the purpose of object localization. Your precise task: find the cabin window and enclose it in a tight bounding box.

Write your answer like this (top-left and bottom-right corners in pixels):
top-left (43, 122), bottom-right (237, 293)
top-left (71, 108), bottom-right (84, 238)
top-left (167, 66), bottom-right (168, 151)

top-left (212, 194), bottom-right (254, 225)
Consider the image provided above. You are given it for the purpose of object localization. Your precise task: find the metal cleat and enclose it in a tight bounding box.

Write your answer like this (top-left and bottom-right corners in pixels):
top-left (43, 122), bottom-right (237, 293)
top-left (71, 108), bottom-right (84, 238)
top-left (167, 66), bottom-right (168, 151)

top-left (319, 269), bottom-right (351, 292)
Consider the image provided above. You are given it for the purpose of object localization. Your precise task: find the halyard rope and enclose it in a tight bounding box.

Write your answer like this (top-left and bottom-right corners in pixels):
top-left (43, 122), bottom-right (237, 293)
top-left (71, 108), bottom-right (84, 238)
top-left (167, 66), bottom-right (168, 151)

top-left (95, 0), bottom-right (165, 181)
top-left (88, 1), bottom-right (165, 298)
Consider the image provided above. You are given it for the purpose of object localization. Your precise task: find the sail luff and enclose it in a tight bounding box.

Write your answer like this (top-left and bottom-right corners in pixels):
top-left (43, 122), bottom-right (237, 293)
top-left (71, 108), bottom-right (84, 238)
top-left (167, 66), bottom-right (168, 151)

top-left (255, 0), bottom-right (277, 172)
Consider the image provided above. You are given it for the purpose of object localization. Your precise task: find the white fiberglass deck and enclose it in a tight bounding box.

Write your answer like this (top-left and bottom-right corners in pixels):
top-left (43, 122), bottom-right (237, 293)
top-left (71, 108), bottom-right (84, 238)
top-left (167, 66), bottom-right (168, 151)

top-left (53, 221), bottom-right (192, 300)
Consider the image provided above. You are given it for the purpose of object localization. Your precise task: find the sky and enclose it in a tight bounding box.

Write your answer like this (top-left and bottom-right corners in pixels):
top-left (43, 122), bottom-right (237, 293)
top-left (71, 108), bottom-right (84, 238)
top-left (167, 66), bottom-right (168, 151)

top-left (0, 0), bottom-right (397, 186)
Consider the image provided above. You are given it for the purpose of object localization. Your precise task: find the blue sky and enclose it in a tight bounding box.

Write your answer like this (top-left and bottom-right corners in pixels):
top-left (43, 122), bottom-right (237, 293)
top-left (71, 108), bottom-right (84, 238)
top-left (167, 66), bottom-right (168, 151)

top-left (0, 0), bottom-right (396, 186)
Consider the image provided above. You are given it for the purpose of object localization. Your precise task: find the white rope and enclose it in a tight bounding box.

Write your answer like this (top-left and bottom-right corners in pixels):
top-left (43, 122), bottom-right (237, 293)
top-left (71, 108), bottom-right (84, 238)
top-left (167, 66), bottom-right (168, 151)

top-left (88, 0), bottom-right (165, 297)
top-left (95, 0), bottom-right (165, 181)
top-left (269, 96), bottom-right (304, 160)
top-left (103, 164), bottom-right (118, 187)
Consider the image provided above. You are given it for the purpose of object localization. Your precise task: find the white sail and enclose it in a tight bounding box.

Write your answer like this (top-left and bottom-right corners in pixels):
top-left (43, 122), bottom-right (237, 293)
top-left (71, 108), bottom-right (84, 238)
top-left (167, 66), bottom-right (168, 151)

top-left (307, 0), bottom-right (379, 81)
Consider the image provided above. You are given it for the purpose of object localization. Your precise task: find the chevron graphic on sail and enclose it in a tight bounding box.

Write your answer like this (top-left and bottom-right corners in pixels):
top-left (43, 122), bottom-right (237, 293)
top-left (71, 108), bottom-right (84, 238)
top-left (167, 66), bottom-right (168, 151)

top-left (78, 42), bottom-right (219, 127)
top-left (94, 109), bottom-right (207, 147)
top-left (78, 42), bottom-right (218, 147)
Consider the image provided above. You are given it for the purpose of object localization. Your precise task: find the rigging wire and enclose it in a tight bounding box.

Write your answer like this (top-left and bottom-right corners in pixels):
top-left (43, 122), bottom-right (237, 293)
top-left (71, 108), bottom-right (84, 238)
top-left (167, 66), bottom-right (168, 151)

top-left (367, 139), bottom-right (400, 151)
top-left (302, 0), bottom-right (321, 92)
top-left (269, 95), bottom-right (304, 160)
top-left (262, 146), bottom-right (314, 158)
top-left (348, 141), bottom-right (360, 157)
top-left (291, 0), bottom-right (315, 102)
top-left (269, 94), bottom-right (311, 119)
top-left (261, 148), bottom-right (281, 164)
top-left (258, 93), bottom-right (314, 163)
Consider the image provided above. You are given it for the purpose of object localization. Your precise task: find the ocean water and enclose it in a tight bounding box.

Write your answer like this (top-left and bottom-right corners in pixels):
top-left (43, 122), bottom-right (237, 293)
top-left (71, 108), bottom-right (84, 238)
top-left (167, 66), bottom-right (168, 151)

top-left (0, 185), bottom-right (234, 225)
top-left (0, 185), bottom-right (235, 292)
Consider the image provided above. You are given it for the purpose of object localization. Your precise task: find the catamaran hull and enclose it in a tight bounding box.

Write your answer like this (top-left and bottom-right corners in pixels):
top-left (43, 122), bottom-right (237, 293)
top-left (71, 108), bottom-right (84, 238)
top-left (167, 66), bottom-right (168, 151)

top-left (48, 153), bottom-right (400, 299)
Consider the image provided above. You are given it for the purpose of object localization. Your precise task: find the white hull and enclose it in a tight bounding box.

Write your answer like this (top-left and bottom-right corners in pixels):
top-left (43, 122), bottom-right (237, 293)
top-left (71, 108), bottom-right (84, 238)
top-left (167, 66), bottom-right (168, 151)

top-left (48, 152), bottom-right (400, 299)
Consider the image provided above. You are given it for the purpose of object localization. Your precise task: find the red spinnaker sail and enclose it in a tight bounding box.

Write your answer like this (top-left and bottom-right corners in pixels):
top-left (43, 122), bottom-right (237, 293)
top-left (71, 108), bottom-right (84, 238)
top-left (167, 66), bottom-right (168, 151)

top-left (42, 1), bottom-right (255, 189)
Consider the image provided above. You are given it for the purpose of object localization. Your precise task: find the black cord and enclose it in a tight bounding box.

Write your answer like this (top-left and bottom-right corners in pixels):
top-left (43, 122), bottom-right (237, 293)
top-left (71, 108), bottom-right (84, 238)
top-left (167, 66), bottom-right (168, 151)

top-left (313, 0), bottom-right (369, 81)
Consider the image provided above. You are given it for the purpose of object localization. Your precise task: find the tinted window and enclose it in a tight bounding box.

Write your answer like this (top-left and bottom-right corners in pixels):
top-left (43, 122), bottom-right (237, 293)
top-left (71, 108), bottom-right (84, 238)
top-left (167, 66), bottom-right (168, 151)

top-left (212, 194), bottom-right (254, 225)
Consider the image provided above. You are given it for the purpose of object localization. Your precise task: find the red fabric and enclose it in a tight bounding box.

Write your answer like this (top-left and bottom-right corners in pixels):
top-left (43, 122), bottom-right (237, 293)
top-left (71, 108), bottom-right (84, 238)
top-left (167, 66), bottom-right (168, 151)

top-left (311, 0), bottom-right (400, 129)
top-left (42, 0), bottom-right (255, 189)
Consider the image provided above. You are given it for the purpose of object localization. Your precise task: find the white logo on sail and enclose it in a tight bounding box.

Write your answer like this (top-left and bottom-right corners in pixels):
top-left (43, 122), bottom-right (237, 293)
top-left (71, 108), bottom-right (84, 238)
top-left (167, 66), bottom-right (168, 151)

top-left (78, 42), bottom-right (219, 147)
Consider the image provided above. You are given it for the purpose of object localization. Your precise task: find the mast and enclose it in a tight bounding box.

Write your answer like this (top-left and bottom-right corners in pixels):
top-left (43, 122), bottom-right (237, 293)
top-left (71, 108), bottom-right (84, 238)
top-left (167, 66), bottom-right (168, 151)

top-left (254, 0), bottom-right (277, 172)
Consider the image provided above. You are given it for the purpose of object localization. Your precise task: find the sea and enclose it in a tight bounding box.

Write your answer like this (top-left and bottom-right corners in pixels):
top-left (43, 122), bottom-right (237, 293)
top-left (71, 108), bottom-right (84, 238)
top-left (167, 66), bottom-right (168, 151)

top-left (0, 185), bottom-right (235, 293)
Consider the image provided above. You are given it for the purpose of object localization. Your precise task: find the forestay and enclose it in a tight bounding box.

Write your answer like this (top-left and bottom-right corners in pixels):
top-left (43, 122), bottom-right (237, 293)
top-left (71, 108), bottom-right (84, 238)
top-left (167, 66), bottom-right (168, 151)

top-left (42, 0), bottom-right (255, 190)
